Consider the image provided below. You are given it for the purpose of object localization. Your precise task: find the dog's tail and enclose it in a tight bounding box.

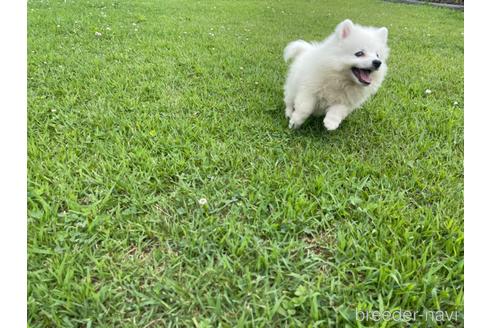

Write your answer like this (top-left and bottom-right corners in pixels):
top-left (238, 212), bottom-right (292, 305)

top-left (283, 40), bottom-right (311, 62)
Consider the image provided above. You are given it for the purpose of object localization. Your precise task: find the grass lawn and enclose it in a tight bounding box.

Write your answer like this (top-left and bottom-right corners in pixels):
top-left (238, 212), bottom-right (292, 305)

top-left (27, 0), bottom-right (464, 326)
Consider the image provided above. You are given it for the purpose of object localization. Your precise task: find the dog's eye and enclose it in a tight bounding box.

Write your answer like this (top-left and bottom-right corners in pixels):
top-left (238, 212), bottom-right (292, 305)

top-left (376, 53), bottom-right (380, 58)
top-left (354, 51), bottom-right (364, 57)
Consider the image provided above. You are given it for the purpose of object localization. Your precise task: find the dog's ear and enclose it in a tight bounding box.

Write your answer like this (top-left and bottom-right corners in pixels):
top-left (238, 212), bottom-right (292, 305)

top-left (336, 19), bottom-right (354, 39)
top-left (377, 27), bottom-right (388, 43)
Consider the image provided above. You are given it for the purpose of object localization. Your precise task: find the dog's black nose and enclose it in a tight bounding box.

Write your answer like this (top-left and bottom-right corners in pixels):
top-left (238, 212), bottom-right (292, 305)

top-left (372, 60), bottom-right (382, 69)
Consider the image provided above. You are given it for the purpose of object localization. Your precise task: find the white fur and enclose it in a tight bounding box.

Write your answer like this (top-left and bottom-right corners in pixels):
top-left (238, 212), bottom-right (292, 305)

top-left (283, 19), bottom-right (390, 130)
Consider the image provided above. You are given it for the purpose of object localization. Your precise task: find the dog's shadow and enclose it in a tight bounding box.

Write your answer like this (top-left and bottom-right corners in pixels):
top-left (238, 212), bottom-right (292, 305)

top-left (264, 97), bottom-right (384, 154)
top-left (260, 86), bottom-right (368, 148)
top-left (267, 100), bottom-right (344, 141)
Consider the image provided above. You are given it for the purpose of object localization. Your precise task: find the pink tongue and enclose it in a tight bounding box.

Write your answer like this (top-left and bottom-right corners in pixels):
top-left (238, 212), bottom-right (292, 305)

top-left (359, 70), bottom-right (372, 83)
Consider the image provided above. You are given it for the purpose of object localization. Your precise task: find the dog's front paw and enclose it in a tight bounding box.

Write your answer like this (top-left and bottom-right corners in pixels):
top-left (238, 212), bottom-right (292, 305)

top-left (323, 116), bottom-right (341, 131)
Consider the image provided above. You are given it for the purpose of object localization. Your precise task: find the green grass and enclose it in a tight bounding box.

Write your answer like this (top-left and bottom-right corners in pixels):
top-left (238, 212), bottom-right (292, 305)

top-left (27, 0), bottom-right (463, 326)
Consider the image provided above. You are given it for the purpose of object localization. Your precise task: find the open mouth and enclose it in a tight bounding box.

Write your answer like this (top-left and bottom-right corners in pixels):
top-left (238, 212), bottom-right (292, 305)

top-left (351, 67), bottom-right (373, 86)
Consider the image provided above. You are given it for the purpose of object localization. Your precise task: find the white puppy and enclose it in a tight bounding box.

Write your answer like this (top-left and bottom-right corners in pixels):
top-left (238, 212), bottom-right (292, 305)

top-left (283, 19), bottom-right (389, 130)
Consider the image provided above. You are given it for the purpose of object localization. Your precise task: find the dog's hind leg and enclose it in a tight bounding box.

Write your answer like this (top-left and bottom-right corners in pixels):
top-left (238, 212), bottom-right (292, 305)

top-left (289, 92), bottom-right (315, 129)
top-left (284, 91), bottom-right (295, 119)
top-left (285, 103), bottom-right (294, 119)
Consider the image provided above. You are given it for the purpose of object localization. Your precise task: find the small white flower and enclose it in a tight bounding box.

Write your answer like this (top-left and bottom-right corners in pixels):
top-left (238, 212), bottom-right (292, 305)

top-left (51, 109), bottom-right (57, 112)
top-left (239, 66), bottom-right (244, 70)
top-left (198, 198), bottom-right (208, 206)
top-left (425, 89), bottom-right (432, 95)
top-left (208, 32), bottom-right (214, 36)
top-left (106, 27), bottom-right (111, 30)
top-left (132, 22), bottom-right (137, 26)
top-left (95, 31), bottom-right (102, 37)
top-left (453, 101), bottom-right (458, 106)
top-left (254, 81), bottom-right (258, 85)
top-left (56, 24), bottom-right (60, 28)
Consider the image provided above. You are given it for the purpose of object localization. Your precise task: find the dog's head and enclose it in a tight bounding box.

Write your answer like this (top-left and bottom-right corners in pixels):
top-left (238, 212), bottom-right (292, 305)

top-left (332, 19), bottom-right (389, 87)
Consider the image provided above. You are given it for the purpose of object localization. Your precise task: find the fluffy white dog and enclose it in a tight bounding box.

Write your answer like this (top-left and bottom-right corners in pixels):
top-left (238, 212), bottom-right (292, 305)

top-left (283, 19), bottom-right (389, 130)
